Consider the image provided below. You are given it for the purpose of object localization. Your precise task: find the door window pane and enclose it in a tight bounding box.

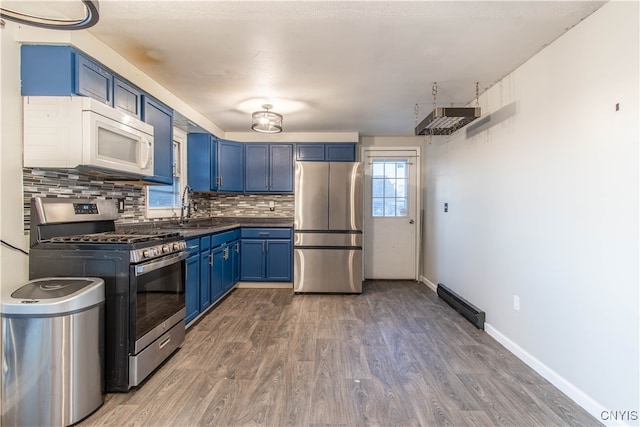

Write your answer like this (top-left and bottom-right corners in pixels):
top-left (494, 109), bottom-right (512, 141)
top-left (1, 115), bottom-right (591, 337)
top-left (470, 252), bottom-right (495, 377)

top-left (372, 178), bottom-right (384, 197)
top-left (371, 159), bottom-right (409, 217)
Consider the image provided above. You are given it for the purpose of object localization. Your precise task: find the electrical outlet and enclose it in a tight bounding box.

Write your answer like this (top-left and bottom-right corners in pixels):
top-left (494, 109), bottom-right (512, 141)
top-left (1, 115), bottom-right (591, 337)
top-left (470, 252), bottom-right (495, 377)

top-left (444, 202), bottom-right (449, 213)
top-left (269, 200), bottom-right (275, 211)
top-left (513, 295), bottom-right (520, 311)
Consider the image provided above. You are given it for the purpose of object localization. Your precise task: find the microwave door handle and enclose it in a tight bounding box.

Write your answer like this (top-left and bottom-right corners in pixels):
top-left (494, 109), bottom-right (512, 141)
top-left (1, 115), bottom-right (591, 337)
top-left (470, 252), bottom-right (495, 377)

top-left (140, 137), bottom-right (153, 169)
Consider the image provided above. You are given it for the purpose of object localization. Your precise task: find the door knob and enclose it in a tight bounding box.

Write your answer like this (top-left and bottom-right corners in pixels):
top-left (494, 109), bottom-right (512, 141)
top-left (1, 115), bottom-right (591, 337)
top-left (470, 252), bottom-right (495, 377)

top-left (409, 219), bottom-right (415, 224)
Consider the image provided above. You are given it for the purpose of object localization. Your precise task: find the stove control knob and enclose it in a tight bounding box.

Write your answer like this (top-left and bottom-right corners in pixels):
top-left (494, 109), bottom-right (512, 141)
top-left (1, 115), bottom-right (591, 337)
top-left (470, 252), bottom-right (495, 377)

top-left (162, 245), bottom-right (170, 254)
top-left (172, 242), bottom-right (181, 251)
top-left (142, 250), bottom-right (150, 258)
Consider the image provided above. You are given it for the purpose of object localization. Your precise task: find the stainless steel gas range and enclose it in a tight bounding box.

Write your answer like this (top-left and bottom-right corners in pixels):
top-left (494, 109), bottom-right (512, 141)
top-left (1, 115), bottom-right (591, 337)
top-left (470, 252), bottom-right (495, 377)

top-left (28, 197), bottom-right (187, 392)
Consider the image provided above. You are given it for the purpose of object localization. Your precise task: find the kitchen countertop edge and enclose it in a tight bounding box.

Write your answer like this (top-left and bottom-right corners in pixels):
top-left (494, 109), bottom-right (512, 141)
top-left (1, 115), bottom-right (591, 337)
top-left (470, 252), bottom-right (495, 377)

top-left (120, 218), bottom-right (294, 239)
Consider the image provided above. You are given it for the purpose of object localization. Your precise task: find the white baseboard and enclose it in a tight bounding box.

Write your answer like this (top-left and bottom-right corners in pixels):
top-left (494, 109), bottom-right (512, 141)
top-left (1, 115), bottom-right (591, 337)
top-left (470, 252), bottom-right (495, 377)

top-left (419, 275), bottom-right (438, 292)
top-left (236, 281), bottom-right (293, 289)
top-left (484, 323), bottom-right (629, 427)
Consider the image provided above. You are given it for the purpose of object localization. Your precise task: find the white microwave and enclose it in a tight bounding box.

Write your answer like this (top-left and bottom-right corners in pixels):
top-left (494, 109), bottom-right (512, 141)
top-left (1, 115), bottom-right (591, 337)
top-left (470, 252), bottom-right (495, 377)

top-left (23, 96), bottom-right (154, 178)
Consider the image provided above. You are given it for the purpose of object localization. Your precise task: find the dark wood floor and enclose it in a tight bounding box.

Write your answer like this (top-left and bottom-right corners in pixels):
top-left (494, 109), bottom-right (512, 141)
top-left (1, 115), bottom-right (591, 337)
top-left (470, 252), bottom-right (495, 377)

top-left (81, 281), bottom-right (601, 426)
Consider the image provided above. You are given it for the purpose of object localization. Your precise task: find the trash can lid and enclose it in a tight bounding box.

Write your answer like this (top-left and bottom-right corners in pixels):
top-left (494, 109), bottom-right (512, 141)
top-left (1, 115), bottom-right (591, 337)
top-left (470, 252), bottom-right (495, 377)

top-left (1, 277), bottom-right (104, 316)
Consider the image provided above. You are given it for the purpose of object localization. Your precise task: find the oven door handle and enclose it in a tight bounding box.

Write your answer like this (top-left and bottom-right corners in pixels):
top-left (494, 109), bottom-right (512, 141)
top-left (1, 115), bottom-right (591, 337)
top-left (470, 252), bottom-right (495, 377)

top-left (135, 251), bottom-right (188, 276)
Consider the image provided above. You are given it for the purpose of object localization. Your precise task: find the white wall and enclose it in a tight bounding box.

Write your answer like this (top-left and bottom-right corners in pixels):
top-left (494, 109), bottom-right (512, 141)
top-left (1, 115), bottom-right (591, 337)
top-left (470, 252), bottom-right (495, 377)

top-left (0, 21), bottom-right (30, 291)
top-left (423, 2), bottom-right (639, 423)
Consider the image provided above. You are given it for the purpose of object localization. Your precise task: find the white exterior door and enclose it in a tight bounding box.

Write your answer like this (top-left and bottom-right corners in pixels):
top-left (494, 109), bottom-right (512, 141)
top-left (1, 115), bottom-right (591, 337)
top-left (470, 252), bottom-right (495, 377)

top-left (363, 148), bottom-right (420, 280)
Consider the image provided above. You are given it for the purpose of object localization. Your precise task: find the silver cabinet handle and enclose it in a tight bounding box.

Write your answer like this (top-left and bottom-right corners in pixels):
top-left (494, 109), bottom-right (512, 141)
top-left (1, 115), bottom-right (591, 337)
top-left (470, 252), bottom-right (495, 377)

top-left (209, 253), bottom-right (213, 266)
top-left (235, 242), bottom-right (239, 253)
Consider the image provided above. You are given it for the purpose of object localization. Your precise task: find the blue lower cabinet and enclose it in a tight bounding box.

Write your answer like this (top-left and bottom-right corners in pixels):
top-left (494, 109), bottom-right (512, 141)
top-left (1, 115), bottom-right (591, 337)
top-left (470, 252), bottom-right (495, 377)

top-left (265, 240), bottom-right (292, 281)
top-left (186, 233), bottom-right (241, 326)
top-left (240, 239), bottom-right (266, 281)
top-left (211, 246), bottom-right (225, 301)
top-left (185, 254), bottom-right (200, 324)
top-left (239, 228), bottom-right (292, 282)
top-left (199, 248), bottom-right (211, 311)
top-left (232, 241), bottom-right (240, 284)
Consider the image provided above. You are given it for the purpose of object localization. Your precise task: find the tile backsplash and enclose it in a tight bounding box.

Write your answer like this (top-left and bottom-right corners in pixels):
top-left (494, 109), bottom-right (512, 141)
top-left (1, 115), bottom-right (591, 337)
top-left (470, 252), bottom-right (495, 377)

top-left (191, 193), bottom-right (294, 218)
top-left (23, 168), bottom-right (294, 231)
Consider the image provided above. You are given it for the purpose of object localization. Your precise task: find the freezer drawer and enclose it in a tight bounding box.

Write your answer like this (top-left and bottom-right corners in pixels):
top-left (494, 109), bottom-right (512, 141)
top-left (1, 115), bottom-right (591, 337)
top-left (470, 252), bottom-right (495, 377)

top-left (294, 248), bottom-right (362, 293)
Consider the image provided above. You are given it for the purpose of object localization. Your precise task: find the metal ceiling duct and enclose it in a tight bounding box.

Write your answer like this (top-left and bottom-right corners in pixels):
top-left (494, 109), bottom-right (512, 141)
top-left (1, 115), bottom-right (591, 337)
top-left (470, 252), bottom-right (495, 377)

top-left (414, 107), bottom-right (481, 136)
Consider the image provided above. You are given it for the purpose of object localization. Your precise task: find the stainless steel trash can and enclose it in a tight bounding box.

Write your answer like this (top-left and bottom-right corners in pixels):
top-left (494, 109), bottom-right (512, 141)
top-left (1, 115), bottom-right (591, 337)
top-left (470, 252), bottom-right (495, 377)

top-left (1, 277), bottom-right (105, 427)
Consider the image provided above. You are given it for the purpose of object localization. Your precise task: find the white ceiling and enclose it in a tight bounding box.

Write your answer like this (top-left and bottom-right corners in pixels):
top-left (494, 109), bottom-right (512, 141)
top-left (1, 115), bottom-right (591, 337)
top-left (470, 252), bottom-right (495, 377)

top-left (6, 0), bottom-right (606, 136)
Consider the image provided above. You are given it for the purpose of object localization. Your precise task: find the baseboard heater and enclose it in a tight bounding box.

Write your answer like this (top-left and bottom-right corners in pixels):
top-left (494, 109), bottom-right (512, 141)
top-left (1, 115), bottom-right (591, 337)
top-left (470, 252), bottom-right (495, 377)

top-left (437, 283), bottom-right (486, 330)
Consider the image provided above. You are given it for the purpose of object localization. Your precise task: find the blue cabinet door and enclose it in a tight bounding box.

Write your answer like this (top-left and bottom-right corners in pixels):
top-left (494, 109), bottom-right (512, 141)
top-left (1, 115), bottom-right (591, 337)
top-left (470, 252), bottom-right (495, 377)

top-left (185, 254), bottom-right (200, 324)
top-left (270, 144), bottom-right (294, 193)
top-left (211, 246), bottom-right (225, 301)
top-left (232, 240), bottom-right (240, 284)
top-left (142, 96), bottom-right (174, 185)
top-left (240, 239), bottom-right (266, 280)
top-left (326, 143), bottom-right (356, 161)
top-left (187, 133), bottom-right (218, 191)
top-left (244, 144), bottom-right (269, 192)
top-left (75, 53), bottom-right (113, 105)
top-left (199, 248), bottom-right (211, 310)
top-left (296, 144), bottom-right (325, 161)
top-left (266, 239), bottom-right (292, 281)
top-left (113, 77), bottom-right (142, 119)
top-left (218, 140), bottom-right (244, 192)
top-left (222, 243), bottom-right (235, 291)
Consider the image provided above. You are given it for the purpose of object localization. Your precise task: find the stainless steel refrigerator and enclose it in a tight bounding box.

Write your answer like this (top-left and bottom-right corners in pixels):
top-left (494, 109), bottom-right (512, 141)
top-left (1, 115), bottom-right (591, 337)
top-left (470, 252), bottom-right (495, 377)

top-left (294, 161), bottom-right (363, 293)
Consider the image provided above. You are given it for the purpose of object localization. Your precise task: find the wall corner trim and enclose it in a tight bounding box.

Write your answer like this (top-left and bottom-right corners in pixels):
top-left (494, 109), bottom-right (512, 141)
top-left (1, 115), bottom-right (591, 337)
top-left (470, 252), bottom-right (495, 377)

top-left (484, 323), bottom-right (628, 427)
top-left (420, 276), bottom-right (438, 292)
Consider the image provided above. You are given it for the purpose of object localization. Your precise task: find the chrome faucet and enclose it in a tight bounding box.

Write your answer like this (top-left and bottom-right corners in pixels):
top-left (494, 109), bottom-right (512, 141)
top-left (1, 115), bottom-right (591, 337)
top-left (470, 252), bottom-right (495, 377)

top-left (179, 185), bottom-right (193, 225)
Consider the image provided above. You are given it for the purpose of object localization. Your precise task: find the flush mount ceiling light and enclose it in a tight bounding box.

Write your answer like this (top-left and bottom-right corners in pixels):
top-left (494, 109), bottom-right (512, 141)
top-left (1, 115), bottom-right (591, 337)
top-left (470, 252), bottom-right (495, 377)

top-left (0, 0), bottom-right (99, 30)
top-left (415, 82), bottom-right (481, 136)
top-left (251, 104), bottom-right (283, 134)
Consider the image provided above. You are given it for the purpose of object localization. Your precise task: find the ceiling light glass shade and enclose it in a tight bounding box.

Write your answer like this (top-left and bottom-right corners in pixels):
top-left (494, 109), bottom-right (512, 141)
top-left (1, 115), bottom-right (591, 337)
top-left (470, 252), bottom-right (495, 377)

top-left (251, 104), bottom-right (283, 133)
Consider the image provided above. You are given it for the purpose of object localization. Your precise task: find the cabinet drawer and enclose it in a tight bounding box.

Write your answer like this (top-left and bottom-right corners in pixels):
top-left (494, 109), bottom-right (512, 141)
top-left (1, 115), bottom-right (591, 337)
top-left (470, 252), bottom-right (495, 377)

top-left (185, 238), bottom-right (200, 256)
top-left (200, 235), bottom-right (211, 249)
top-left (211, 229), bottom-right (240, 248)
top-left (241, 228), bottom-right (292, 239)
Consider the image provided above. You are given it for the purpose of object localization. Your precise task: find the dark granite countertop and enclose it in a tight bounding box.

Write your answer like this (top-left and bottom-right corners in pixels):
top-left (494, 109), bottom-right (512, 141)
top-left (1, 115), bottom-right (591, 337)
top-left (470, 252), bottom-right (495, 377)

top-left (118, 217), bottom-right (294, 238)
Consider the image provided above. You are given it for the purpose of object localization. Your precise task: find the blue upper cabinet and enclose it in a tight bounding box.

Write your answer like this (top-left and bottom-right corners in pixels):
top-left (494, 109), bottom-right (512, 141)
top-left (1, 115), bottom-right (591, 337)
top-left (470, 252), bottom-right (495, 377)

top-left (21, 46), bottom-right (113, 105)
top-left (113, 77), bottom-right (142, 119)
top-left (270, 144), bottom-right (294, 192)
top-left (245, 144), bottom-right (293, 193)
top-left (295, 143), bottom-right (357, 162)
top-left (21, 45), bottom-right (75, 95)
top-left (142, 96), bottom-right (174, 185)
top-left (218, 139), bottom-right (244, 192)
top-left (187, 133), bottom-right (218, 191)
top-left (245, 144), bottom-right (270, 192)
top-left (75, 53), bottom-right (113, 105)
top-left (326, 143), bottom-right (356, 161)
top-left (296, 144), bottom-right (325, 161)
